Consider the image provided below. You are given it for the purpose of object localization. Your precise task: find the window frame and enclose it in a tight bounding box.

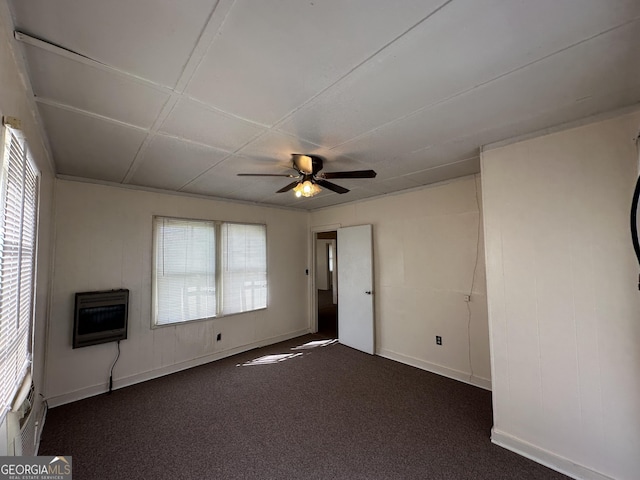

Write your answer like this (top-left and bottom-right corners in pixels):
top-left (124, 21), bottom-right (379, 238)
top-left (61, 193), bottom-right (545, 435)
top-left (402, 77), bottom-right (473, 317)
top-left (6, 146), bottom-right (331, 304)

top-left (0, 122), bottom-right (40, 422)
top-left (151, 216), bottom-right (267, 328)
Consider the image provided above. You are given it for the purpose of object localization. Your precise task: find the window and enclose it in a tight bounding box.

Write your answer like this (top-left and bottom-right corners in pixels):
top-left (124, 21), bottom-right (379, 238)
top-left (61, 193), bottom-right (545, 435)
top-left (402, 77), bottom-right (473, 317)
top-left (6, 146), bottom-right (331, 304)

top-left (153, 217), bottom-right (266, 325)
top-left (0, 123), bottom-right (39, 420)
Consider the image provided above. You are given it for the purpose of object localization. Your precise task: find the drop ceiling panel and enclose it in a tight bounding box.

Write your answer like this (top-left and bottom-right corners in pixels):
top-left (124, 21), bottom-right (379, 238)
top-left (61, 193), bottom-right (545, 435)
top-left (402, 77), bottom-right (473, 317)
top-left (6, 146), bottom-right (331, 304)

top-left (10, 0), bottom-right (217, 86)
top-left (185, 0), bottom-right (445, 125)
top-left (409, 157), bottom-right (480, 186)
top-left (159, 99), bottom-right (265, 152)
top-left (333, 19), bottom-right (640, 166)
top-left (181, 155), bottom-right (277, 197)
top-left (38, 103), bottom-right (146, 182)
top-left (243, 179), bottom-right (301, 202)
top-left (22, 45), bottom-right (169, 128)
top-left (181, 172), bottom-right (245, 199)
top-left (8, 0), bottom-right (640, 210)
top-left (129, 135), bottom-right (229, 190)
top-left (369, 141), bottom-right (479, 179)
top-left (278, 0), bottom-right (640, 147)
top-left (363, 175), bottom-right (422, 195)
top-left (294, 188), bottom-right (379, 210)
top-left (259, 192), bottom-right (308, 208)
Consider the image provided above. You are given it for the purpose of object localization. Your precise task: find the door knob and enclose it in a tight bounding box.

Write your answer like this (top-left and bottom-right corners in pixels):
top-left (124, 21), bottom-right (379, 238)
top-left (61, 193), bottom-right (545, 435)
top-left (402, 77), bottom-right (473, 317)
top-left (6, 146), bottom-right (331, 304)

top-left (365, 291), bottom-right (372, 295)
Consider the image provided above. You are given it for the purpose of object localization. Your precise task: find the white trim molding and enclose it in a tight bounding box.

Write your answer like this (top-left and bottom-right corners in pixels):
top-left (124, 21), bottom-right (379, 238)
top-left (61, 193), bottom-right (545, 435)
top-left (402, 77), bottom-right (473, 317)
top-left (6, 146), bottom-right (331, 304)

top-left (378, 348), bottom-right (491, 391)
top-left (491, 428), bottom-right (615, 480)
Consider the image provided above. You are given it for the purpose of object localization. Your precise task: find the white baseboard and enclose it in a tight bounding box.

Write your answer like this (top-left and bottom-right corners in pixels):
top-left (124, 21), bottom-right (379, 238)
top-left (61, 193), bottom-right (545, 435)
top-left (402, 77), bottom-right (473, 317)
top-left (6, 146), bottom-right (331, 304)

top-left (47, 329), bottom-right (310, 408)
top-left (491, 428), bottom-right (614, 480)
top-left (377, 348), bottom-right (491, 390)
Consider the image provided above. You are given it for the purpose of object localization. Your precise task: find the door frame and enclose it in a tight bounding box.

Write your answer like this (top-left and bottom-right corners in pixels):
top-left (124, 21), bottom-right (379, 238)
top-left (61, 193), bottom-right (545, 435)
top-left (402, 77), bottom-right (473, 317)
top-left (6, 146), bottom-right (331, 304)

top-left (309, 224), bottom-right (341, 333)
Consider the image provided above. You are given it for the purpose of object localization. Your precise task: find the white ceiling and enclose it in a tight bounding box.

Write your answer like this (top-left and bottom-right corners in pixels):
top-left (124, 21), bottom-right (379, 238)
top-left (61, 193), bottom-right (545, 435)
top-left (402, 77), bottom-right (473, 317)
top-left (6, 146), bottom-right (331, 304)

top-left (7, 0), bottom-right (640, 210)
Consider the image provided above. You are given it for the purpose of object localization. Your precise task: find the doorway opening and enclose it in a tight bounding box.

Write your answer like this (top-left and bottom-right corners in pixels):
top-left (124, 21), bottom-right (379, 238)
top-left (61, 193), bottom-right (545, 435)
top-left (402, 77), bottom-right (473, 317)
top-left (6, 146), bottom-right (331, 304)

top-left (315, 231), bottom-right (337, 337)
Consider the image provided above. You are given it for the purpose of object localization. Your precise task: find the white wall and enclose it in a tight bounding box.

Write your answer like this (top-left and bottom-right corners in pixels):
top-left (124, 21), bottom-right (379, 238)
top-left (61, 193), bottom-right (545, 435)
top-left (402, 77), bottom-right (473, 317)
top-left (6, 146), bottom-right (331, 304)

top-left (310, 175), bottom-right (491, 388)
top-left (316, 239), bottom-right (331, 290)
top-left (46, 180), bottom-right (310, 406)
top-left (0, 0), bottom-right (55, 454)
top-left (482, 109), bottom-right (640, 480)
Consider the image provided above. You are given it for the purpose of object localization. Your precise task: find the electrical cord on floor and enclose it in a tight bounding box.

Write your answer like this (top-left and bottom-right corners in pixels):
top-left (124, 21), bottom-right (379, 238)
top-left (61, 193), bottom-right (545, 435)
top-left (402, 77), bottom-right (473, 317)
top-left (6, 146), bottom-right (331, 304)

top-left (109, 340), bottom-right (121, 394)
top-left (631, 177), bottom-right (640, 266)
top-left (632, 133), bottom-right (640, 289)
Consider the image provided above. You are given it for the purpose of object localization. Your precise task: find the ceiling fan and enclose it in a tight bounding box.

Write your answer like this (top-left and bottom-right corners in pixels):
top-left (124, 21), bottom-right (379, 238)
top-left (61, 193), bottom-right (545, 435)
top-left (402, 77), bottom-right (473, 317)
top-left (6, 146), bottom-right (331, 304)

top-left (237, 154), bottom-right (377, 197)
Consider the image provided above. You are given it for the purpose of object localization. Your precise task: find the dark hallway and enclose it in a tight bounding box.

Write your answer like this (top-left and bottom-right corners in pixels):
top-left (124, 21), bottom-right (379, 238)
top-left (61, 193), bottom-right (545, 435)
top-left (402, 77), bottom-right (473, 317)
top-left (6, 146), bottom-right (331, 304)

top-left (317, 288), bottom-right (337, 338)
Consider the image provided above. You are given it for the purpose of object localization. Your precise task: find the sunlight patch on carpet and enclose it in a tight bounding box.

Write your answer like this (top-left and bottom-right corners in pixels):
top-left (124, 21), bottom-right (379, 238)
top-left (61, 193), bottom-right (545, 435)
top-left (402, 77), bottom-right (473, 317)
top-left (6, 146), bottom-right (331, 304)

top-left (291, 339), bottom-right (337, 350)
top-left (238, 352), bottom-right (303, 366)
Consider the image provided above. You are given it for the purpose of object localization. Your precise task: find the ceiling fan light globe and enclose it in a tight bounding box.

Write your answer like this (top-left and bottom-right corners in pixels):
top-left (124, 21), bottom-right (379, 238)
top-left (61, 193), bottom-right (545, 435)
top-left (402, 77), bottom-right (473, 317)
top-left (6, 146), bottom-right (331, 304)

top-left (292, 180), bottom-right (321, 198)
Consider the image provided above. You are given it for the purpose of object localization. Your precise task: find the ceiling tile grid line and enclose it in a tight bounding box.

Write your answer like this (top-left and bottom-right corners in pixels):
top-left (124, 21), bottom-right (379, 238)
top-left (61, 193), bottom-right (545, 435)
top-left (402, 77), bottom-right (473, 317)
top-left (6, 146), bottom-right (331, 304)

top-left (9, 0), bottom-right (226, 87)
top-left (250, 0), bottom-right (455, 133)
top-left (174, 0), bottom-right (459, 192)
top-left (176, 147), bottom-right (254, 192)
top-left (120, 95), bottom-right (179, 183)
top-left (183, 0), bottom-right (456, 126)
top-left (0, 3), bottom-right (55, 175)
top-left (173, 0), bottom-right (235, 93)
top-left (172, 0), bottom-right (456, 192)
top-left (121, 0), bottom-right (236, 183)
top-left (153, 132), bottom-right (235, 157)
top-left (34, 97), bottom-right (149, 133)
top-left (178, 95), bottom-right (270, 129)
top-left (11, 1), bottom-right (241, 185)
top-left (14, 20), bottom-right (272, 130)
top-left (7, 0), bottom-right (640, 208)
top-left (33, 97), bottom-right (259, 159)
top-left (273, 1), bottom-right (640, 151)
top-left (12, 2), bottom-right (276, 186)
top-left (325, 14), bottom-right (640, 154)
top-left (174, 129), bottom-right (325, 192)
top-left (329, 17), bottom-right (640, 166)
top-left (14, 31), bottom-right (173, 94)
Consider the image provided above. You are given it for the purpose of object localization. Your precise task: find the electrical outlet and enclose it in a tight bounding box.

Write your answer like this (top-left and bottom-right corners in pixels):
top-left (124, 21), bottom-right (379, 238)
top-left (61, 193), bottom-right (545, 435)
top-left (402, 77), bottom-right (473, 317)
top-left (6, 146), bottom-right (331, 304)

top-left (464, 294), bottom-right (471, 302)
top-left (216, 333), bottom-right (222, 341)
top-left (436, 336), bottom-right (442, 345)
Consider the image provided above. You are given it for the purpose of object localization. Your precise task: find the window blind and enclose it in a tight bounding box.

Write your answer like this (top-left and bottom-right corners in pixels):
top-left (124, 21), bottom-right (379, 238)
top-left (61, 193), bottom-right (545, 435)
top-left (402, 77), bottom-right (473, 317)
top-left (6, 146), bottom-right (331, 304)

top-left (152, 217), bottom-right (267, 325)
top-left (153, 217), bottom-right (217, 325)
top-left (0, 126), bottom-right (38, 418)
top-left (221, 223), bottom-right (267, 314)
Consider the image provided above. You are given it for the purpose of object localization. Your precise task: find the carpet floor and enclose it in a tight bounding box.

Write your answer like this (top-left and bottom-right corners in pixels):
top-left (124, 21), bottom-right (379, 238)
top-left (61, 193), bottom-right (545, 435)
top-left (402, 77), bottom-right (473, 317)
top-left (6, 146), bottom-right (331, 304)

top-left (39, 334), bottom-right (569, 479)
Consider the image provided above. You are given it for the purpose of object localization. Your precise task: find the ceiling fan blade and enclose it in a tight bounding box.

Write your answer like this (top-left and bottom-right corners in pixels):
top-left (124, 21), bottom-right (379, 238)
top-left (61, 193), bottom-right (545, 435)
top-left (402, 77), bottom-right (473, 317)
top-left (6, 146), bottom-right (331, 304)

top-left (321, 169), bottom-right (377, 179)
top-left (317, 179), bottom-right (349, 194)
top-left (276, 181), bottom-right (300, 193)
top-left (237, 173), bottom-right (296, 177)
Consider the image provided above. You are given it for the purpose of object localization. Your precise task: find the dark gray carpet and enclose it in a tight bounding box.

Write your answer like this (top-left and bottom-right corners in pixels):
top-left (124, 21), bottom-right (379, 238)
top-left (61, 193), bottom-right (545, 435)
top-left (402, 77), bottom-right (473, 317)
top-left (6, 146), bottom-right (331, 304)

top-left (39, 334), bottom-right (569, 479)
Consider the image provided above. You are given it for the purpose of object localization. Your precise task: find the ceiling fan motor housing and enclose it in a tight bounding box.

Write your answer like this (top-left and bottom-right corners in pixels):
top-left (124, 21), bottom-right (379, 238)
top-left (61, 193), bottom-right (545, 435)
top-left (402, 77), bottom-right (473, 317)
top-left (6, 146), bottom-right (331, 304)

top-left (291, 154), bottom-right (323, 175)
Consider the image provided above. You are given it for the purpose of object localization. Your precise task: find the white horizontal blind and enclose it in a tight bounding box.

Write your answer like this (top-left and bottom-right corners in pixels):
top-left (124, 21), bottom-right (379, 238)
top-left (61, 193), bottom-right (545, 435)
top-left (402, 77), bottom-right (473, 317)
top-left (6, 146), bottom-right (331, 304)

top-left (0, 126), bottom-right (38, 419)
top-left (153, 217), bottom-right (216, 325)
top-left (153, 217), bottom-right (267, 325)
top-left (221, 223), bottom-right (266, 314)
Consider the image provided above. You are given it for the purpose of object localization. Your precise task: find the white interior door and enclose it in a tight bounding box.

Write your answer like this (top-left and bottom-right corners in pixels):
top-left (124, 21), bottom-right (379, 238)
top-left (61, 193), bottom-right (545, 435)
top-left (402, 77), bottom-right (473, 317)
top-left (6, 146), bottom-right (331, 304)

top-left (337, 225), bottom-right (374, 354)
